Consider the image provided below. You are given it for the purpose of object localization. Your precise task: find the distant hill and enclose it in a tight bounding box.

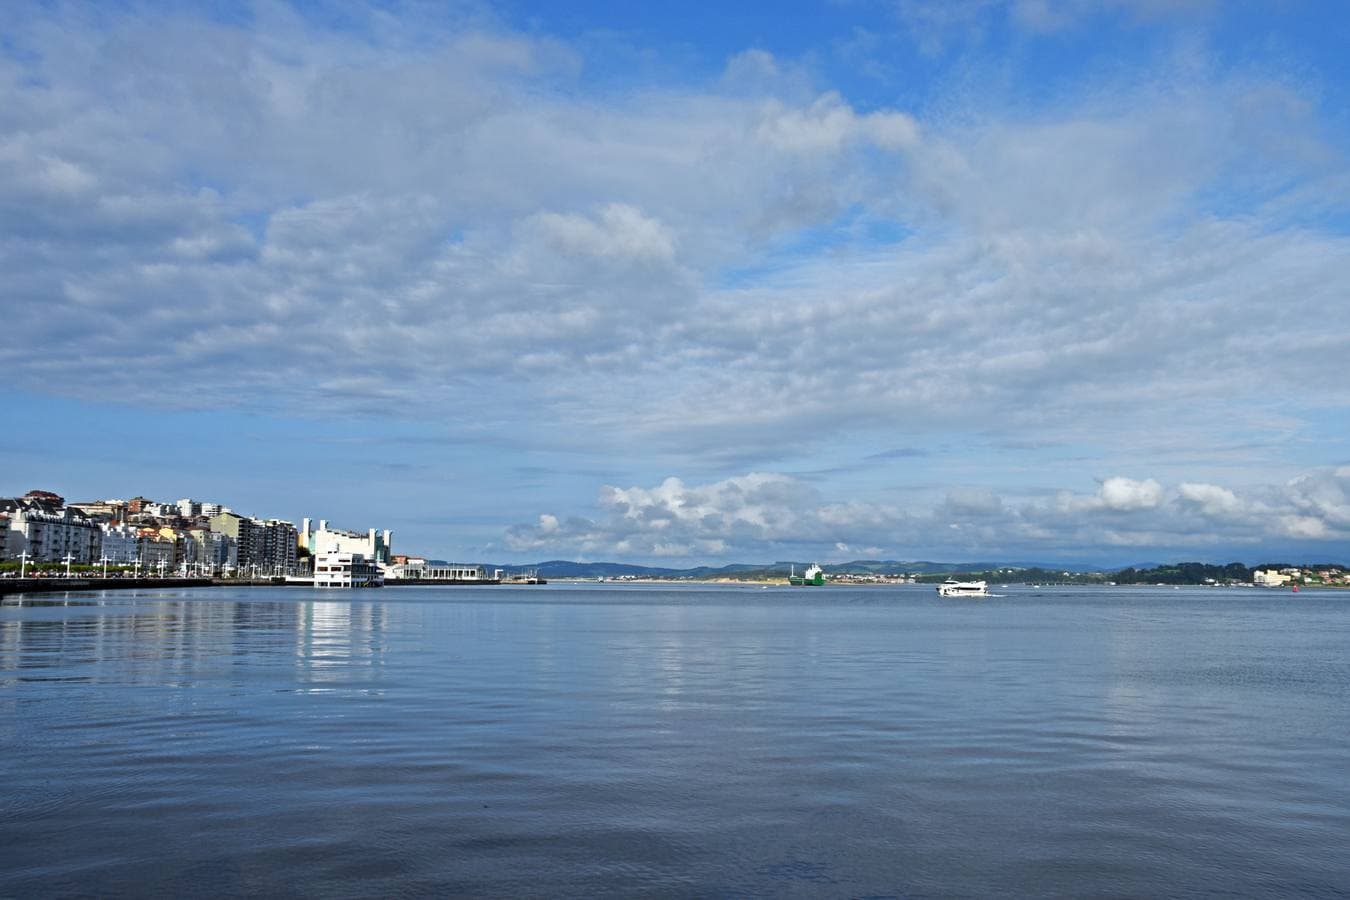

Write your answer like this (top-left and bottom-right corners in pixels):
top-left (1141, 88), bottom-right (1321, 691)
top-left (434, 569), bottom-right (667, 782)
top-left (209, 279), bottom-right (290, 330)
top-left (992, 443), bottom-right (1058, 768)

top-left (489, 559), bottom-right (1108, 579)
top-left (474, 558), bottom-right (1347, 586)
top-left (519, 560), bottom-right (763, 579)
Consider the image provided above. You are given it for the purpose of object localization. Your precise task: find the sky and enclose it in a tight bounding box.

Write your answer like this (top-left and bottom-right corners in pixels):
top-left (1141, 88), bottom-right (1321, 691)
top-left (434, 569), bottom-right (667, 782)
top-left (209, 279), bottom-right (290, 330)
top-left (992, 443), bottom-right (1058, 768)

top-left (3, 0), bottom-right (1349, 567)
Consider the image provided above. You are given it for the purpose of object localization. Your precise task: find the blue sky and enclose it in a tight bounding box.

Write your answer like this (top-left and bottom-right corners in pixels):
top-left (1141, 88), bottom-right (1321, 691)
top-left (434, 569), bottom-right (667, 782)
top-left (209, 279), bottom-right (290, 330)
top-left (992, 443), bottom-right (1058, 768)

top-left (3, 0), bottom-right (1349, 566)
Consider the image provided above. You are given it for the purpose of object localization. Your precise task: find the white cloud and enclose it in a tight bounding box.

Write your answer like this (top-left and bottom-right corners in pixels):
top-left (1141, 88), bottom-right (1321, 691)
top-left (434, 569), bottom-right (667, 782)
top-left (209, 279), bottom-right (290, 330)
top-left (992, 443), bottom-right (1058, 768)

top-left (753, 92), bottom-right (918, 155)
top-left (1178, 482), bottom-right (1243, 519)
top-left (1099, 477), bottom-right (1164, 511)
top-left (524, 204), bottom-right (677, 264)
top-left (504, 468), bottom-right (1350, 563)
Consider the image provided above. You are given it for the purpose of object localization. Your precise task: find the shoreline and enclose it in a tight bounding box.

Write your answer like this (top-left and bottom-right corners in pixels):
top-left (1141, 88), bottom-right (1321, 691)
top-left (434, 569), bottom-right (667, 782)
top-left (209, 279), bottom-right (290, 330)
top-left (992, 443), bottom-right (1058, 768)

top-left (0, 577), bottom-right (214, 598)
top-left (3, 577), bottom-right (1340, 599)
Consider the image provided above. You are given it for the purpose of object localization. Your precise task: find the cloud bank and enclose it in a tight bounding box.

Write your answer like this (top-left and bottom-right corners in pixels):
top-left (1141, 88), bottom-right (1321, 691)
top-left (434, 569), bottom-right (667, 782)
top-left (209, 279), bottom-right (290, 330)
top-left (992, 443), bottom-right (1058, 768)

top-left (504, 468), bottom-right (1350, 564)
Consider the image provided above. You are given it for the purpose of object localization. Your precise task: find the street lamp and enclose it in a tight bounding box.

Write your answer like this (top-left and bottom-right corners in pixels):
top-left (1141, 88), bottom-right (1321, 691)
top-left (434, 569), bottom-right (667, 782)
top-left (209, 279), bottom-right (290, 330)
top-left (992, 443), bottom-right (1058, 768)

top-left (63, 553), bottom-right (76, 578)
top-left (100, 555), bottom-right (110, 579)
top-left (19, 551), bottom-right (30, 579)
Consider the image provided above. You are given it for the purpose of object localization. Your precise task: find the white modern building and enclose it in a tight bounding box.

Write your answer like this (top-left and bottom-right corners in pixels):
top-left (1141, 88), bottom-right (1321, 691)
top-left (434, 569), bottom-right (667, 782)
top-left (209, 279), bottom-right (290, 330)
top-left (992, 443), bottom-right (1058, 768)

top-left (313, 550), bottom-right (384, 588)
top-left (301, 518), bottom-right (392, 565)
top-left (387, 562), bottom-right (492, 581)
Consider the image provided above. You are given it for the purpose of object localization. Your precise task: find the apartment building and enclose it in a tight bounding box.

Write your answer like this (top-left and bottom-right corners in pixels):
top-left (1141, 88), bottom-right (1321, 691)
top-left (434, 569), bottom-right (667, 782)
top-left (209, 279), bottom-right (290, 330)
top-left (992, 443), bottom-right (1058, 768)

top-left (0, 495), bottom-right (102, 563)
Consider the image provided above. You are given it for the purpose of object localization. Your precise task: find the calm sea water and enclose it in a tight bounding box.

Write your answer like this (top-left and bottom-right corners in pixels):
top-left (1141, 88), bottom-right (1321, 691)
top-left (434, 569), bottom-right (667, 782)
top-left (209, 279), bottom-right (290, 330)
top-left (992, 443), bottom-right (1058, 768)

top-left (2, 583), bottom-right (1347, 897)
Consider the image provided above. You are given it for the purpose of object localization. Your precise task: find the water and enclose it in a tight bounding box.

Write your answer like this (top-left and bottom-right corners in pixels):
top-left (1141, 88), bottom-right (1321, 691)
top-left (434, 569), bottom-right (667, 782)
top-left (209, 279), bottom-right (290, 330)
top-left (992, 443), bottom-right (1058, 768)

top-left (2, 583), bottom-right (1347, 897)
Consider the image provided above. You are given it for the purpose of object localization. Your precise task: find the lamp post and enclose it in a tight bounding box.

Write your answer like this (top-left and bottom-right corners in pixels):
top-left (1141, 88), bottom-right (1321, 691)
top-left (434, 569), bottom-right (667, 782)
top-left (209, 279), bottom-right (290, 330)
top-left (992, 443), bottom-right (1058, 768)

top-left (63, 553), bottom-right (76, 579)
top-left (100, 555), bottom-right (110, 579)
top-left (19, 551), bottom-right (30, 579)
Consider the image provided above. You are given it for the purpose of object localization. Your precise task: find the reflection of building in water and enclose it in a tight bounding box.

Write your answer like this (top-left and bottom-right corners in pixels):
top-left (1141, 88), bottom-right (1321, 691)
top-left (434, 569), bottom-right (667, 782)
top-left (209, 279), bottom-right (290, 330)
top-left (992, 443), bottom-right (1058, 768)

top-left (295, 601), bottom-right (387, 684)
top-left (0, 599), bottom-right (307, 687)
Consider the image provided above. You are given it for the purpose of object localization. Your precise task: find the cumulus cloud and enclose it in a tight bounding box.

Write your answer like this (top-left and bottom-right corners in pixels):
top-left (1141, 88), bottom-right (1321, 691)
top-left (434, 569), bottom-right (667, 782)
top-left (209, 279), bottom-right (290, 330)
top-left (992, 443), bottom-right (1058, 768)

top-left (1099, 477), bottom-right (1164, 511)
top-left (1178, 482), bottom-right (1243, 519)
top-left (503, 468), bottom-right (1350, 563)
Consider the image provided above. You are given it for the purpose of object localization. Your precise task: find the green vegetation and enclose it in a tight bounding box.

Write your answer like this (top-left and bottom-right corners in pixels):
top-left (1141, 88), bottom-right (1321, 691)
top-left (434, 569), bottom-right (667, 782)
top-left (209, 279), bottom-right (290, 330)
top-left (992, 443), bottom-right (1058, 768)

top-left (914, 562), bottom-right (1346, 586)
top-left (1112, 562), bottom-right (1252, 585)
top-left (915, 563), bottom-right (1256, 586)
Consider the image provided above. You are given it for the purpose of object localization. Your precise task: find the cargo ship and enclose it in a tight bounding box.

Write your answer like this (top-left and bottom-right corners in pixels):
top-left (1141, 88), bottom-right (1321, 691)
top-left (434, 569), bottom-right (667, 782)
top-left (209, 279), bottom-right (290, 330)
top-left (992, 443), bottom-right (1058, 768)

top-left (789, 563), bottom-right (825, 586)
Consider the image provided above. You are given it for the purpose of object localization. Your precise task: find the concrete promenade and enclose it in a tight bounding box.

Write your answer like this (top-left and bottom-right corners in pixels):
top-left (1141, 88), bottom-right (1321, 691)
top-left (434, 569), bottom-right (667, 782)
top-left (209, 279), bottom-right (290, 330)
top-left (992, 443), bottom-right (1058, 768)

top-left (0, 577), bottom-right (213, 598)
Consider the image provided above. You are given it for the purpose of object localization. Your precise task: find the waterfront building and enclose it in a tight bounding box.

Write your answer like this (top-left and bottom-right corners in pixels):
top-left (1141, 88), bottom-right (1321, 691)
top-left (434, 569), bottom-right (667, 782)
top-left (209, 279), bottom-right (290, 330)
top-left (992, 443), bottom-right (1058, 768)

top-left (137, 531), bottom-right (176, 570)
top-left (0, 496), bottom-right (102, 563)
top-left (210, 511), bottom-right (261, 569)
top-left (313, 550), bottom-right (384, 588)
top-left (209, 512), bottom-right (297, 576)
top-left (1254, 569), bottom-right (1293, 587)
top-left (387, 562), bottom-right (492, 581)
top-left (260, 519), bottom-right (299, 576)
top-left (188, 528), bottom-right (236, 574)
top-left (300, 518), bottom-right (392, 565)
top-left (100, 523), bottom-right (140, 564)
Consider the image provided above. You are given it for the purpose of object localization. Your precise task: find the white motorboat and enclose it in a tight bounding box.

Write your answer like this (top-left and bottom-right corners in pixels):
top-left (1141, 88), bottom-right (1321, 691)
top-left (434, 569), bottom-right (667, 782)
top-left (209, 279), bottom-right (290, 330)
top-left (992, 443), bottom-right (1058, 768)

top-left (937, 579), bottom-right (990, 597)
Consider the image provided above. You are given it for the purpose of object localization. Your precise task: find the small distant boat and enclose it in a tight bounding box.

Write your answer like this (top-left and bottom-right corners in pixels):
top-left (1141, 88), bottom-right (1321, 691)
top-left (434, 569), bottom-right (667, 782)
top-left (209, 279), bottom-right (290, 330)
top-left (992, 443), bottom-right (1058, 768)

top-left (937, 579), bottom-right (989, 597)
top-left (502, 570), bottom-right (547, 585)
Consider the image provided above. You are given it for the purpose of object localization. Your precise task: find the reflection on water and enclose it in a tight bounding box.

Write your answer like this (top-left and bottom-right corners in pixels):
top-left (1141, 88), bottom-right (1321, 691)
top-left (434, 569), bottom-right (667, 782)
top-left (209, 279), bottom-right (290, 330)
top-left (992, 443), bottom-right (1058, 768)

top-left (295, 602), bottom-right (387, 691)
top-left (0, 595), bottom-right (393, 692)
top-left (1, 585), bottom-right (1348, 896)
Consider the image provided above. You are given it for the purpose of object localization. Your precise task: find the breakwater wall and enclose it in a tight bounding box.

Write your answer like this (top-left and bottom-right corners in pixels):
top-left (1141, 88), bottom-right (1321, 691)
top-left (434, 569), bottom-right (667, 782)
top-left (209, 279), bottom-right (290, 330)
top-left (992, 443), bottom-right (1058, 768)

top-left (0, 577), bottom-right (214, 598)
top-left (383, 578), bottom-right (502, 586)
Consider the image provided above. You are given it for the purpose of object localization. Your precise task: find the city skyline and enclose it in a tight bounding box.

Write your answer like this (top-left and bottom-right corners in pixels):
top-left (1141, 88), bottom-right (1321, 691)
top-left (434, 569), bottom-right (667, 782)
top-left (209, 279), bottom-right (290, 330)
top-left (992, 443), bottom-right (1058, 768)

top-left (4, 1), bottom-right (1349, 566)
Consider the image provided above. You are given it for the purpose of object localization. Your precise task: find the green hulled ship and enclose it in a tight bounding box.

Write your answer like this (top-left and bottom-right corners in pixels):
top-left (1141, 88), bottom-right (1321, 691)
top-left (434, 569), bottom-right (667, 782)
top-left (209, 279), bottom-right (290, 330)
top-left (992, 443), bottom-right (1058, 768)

top-left (789, 563), bottom-right (825, 586)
